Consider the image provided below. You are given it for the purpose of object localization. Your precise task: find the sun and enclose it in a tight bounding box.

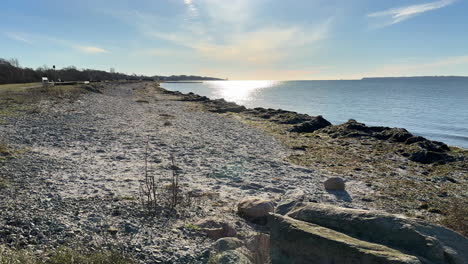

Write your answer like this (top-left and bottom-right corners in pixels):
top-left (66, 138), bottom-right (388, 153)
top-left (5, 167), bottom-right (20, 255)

top-left (207, 80), bottom-right (279, 103)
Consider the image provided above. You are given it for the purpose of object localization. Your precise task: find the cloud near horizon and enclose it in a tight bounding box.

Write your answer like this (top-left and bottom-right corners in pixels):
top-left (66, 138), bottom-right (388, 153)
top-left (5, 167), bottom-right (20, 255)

top-left (368, 0), bottom-right (456, 27)
top-left (77, 46), bottom-right (109, 54)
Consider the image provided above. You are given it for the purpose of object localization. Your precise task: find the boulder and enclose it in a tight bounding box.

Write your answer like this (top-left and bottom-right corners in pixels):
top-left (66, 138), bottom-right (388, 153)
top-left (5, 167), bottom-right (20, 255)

top-left (415, 140), bottom-right (450, 152)
top-left (289, 116), bottom-right (332, 133)
top-left (272, 112), bottom-right (314, 124)
top-left (194, 218), bottom-right (236, 240)
top-left (213, 237), bottom-right (244, 252)
top-left (269, 213), bottom-right (421, 264)
top-left (287, 203), bottom-right (468, 264)
top-left (320, 120), bottom-right (454, 164)
top-left (409, 149), bottom-right (454, 164)
top-left (237, 198), bottom-right (274, 224)
top-left (405, 136), bottom-right (426, 145)
top-left (204, 99), bottom-right (247, 113)
top-left (177, 93), bottom-right (209, 102)
top-left (245, 108), bottom-right (315, 124)
top-left (375, 128), bottom-right (413, 142)
top-left (323, 177), bottom-right (345, 191)
top-left (210, 250), bottom-right (252, 264)
top-left (320, 119), bottom-right (387, 138)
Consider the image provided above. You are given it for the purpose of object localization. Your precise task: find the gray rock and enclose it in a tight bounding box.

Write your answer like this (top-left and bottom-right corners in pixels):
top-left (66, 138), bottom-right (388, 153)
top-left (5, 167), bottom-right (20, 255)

top-left (288, 203), bottom-right (468, 264)
top-left (210, 250), bottom-right (252, 264)
top-left (194, 218), bottom-right (236, 240)
top-left (323, 177), bottom-right (345, 191)
top-left (237, 197), bottom-right (274, 224)
top-left (213, 237), bottom-right (243, 252)
top-left (245, 234), bottom-right (270, 264)
top-left (275, 200), bottom-right (303, 215)
top-left (289, 116), bottom-right (332, 133)
top-left (269, 213), bottom-right (421, 264)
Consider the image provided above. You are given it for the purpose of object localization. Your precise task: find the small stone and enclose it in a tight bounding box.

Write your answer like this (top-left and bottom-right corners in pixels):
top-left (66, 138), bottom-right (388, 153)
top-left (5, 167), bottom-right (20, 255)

top-left (428, 208), bottom-right (443, 214)
top-left (324, 177), bottom-right (345, 191)
top-left (122, 223), bottom-right (139, 234)
top-left (115, 155), bottom-right (126, 160)
top-left (107, 227), bottom-right (118, 235)
top-left (418, 203), bottom-right (429, 210)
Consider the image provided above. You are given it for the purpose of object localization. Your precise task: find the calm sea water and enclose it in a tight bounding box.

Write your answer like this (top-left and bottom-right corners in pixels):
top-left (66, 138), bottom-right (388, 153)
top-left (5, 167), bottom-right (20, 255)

top-left (161, 79), bottom-right (468, 148)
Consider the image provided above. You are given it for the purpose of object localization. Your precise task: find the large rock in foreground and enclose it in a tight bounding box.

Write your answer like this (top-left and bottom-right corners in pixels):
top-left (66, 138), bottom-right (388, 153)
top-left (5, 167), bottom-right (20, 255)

top-left (276, 203), bottom-right (468, 264)
top-left (269, 213), bottom-right (422, 264)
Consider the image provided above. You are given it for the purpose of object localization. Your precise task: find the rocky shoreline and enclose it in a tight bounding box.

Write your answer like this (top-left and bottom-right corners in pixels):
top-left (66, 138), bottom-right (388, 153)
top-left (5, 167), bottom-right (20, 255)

top-left (0, 81), bottom-right (466, 263)
top-left (159, 86), bottom-right (458, 165)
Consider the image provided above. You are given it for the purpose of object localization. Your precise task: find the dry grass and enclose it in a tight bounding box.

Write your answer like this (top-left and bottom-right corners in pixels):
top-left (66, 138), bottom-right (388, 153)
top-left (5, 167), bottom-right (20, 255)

top-left (0, 143), bottom-right (16, 163)
top-left (0, 83), bottom-right (90, 122)
top-left (0, 82), bottom-right (42, 91)
top-left (0, 144), bottom-right (11, 156)
top-left (0, 246), bottom-right (134, 264)
top-left (440, 198), bottom-right (468, 237)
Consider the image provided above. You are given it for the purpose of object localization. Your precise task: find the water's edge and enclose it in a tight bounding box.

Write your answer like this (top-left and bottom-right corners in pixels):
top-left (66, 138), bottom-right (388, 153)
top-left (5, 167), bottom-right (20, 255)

top-left (161, 83), bottom-right (468, 149)
top-left (160, 83), bottom-right (467, 150)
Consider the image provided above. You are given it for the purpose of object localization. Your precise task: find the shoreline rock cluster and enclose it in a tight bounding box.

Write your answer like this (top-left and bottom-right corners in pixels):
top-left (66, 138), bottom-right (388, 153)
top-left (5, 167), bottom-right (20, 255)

top-left (158, 86), bottom-right (458, 164)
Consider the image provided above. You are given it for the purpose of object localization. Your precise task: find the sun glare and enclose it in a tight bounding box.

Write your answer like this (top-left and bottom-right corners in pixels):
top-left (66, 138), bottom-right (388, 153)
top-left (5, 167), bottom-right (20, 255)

top-left (207, 80), bottom-right (279, 103)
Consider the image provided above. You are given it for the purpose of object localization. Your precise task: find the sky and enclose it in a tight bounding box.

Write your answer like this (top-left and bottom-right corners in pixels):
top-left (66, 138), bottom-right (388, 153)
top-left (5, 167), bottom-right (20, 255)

top-left (1, 0), bottom-right (468, 80)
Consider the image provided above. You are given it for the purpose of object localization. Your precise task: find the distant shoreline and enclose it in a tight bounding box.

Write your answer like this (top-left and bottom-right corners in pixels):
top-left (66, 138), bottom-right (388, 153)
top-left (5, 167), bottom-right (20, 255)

top-left (361, 76), bottom-right (468, 81)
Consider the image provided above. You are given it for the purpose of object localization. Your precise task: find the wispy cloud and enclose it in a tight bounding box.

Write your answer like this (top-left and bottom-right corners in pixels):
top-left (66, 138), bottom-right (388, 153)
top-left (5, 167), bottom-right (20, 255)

top-left (368, 0), bottom-right (456, 27)
top-left (76, 46), bottom-right (109, 54)
top-left (5, 31), bottom-right (109, 54)
top-left (4, 32), bottom-right (32, 43)
top-left (192, 24), bottom-right (330, 64)
top-left (139, 0), bottom-right (332, 65)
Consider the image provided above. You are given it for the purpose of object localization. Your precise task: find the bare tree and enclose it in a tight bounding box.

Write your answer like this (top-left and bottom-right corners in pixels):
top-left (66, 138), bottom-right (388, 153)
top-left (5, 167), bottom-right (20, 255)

top-left (8, 58), bottom-right (20, 68)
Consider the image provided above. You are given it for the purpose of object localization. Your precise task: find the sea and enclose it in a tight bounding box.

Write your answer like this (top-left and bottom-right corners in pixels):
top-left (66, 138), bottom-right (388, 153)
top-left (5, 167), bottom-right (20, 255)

top-left (161, 78), bottom-right (468, 149)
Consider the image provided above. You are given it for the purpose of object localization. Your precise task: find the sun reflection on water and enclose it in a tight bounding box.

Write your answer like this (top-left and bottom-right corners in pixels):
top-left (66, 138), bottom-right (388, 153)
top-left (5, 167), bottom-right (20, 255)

top-left (207, 80), bottom-right (279, 103)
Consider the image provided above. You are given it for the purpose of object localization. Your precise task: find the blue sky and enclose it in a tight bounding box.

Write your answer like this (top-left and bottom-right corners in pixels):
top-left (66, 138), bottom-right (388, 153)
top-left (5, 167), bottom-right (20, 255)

top-left (1, 0), bottom-right (467, 80)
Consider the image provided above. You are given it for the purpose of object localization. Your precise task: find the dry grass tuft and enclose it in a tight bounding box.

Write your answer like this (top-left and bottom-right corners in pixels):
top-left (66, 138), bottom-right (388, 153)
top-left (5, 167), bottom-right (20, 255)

top-left (0, 246), bottom-right (134, 264)
top-left (440, 198), bottom-right (468, 237)
top-left (0, 83), bottom-right (91, 122)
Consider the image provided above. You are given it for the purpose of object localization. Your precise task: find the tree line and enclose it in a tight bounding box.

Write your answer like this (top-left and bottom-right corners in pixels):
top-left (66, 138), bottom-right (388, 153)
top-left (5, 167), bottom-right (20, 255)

top-left (0, 58), bottom-right (222, 84)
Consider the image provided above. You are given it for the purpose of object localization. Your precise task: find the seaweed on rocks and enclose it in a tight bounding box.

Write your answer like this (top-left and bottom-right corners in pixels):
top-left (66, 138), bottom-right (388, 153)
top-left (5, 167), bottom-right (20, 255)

top-left (320, 119), bottom-right (453, 164)
top-left (202, 99), bottom-right (247, 113)
top-left (245, 108), bottom-right (315, 124)
top-left (289, 116), bottom-right (332, 133)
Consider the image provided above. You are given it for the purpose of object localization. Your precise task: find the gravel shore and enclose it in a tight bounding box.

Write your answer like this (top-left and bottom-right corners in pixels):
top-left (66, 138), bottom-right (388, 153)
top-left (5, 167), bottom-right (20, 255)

top-left (0, 82), bottom-right (374, 263)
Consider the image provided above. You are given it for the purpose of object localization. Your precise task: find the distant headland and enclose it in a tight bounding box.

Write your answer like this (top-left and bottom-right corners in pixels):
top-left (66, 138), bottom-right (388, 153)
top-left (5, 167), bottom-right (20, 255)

top-left (362, 76), bottom-right (468, 81)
